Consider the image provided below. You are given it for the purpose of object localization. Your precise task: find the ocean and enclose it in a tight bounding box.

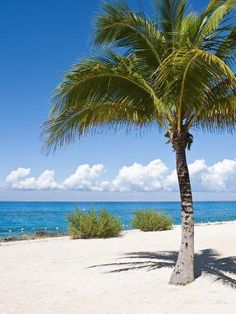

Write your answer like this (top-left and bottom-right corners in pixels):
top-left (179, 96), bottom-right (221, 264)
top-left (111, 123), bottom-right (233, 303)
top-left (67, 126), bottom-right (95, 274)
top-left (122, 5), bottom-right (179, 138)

top-left (0, 201), bottom-right (236, 238)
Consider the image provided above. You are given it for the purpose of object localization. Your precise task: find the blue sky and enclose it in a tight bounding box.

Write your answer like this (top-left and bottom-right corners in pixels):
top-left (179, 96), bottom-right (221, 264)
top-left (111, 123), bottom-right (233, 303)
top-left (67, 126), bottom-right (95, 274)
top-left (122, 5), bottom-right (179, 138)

top-left (0, 0), bottom-right (236, 201)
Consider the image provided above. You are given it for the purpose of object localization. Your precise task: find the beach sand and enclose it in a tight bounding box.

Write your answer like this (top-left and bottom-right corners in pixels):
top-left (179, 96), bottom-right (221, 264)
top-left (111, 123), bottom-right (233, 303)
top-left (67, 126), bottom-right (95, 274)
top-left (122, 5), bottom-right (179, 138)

top-left (0, 222), bottom-right (235, 314)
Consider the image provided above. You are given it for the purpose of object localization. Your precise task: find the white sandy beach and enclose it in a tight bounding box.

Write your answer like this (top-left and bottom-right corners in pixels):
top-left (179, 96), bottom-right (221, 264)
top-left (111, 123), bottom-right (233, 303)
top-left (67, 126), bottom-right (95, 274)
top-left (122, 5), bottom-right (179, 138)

top-left (0, 222), bottom-right (236, 314)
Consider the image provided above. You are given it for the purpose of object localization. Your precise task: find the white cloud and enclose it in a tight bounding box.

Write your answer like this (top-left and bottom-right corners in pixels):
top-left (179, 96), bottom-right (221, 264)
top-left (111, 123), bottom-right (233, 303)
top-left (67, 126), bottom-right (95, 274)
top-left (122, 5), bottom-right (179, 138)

top-left (202, 159), bottom-right (236, 192)
top-left (62, 164), bottom-right (106, 191)
top-left (6, 167), bottom-right (31, 187)
top-left (163, 170), bottom-right (177, 191)
top-left (111, 159), bottom-right (168, 192)
top-left (189, 159), bottom-right (208, 192)
top-left (4, 158), bottom-right (236, 193)
top-left (6, 168), bottom-right (58, 190)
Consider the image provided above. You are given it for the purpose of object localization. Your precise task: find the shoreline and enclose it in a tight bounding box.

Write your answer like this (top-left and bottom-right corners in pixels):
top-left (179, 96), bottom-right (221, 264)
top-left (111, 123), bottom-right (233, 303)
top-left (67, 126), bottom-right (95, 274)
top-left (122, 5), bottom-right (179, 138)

top-left (0, 231), bottom-right (67, 243)
top-left (1, 220), bottom-right (236, 244)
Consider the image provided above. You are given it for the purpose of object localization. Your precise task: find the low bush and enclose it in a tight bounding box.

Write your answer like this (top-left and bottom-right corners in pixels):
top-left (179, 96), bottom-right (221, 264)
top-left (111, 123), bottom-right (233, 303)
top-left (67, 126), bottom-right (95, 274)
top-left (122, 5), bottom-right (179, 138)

top-left (132, 209), bottom-right (173, 231)
top-left (68, 209), bottom-right (122, 239)
top-left (34, 231), bottom-right (50, 237)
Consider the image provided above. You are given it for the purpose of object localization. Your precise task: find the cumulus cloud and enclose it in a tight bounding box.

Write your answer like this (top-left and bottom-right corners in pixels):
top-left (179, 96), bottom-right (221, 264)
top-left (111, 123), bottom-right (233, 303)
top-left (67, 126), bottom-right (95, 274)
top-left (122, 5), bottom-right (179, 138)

top-left (111, 159), bottom-right (168, 192)
top-left (6, 167), bottom-right (31, 186)
top-left (202, 159), bottom-right (236, 192)
top-left (6, 168), bottom-right (58, 190)
top-left (62, 164), bottom-right (107, 191)
top-left (4, 158), bottom-right (236, 193)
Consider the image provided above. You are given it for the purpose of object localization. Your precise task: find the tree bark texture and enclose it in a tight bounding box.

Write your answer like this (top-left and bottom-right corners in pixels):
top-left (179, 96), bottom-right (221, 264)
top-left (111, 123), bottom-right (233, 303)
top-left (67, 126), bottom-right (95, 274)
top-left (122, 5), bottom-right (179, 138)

top-left (169, 131), bottom-right (194, 285)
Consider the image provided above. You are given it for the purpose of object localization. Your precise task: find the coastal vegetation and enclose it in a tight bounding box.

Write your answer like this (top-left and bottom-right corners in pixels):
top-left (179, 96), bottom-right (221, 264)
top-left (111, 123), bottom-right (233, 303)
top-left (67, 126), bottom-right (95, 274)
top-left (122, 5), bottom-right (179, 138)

top-left (43, 0), bottom-right (236, 285)
top-left (132, 210), bottom-right (173, 231)
top-left (68, 209), bottom-right (122, 239)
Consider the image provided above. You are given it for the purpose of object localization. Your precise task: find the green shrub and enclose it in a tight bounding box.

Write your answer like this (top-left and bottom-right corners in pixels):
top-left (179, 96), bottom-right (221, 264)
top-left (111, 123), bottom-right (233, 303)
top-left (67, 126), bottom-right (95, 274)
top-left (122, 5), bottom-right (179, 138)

top-left (34, 231), bottom-right (49, 238)
top-left (68, 209), bottom-right (122, 239)
top-left (132, 209), bottom-right (173, 231)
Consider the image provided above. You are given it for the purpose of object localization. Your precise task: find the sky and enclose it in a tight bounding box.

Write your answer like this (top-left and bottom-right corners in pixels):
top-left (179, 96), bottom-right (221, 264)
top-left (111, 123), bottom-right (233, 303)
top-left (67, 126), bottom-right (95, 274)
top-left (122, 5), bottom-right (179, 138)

top-left (0, 0), bottom-right (236, 201)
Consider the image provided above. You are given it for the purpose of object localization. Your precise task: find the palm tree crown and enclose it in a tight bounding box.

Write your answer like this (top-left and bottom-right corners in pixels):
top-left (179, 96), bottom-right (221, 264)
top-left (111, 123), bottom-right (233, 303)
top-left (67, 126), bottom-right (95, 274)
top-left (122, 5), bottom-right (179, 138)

top-left (43, 0), bottom-right (236, 150)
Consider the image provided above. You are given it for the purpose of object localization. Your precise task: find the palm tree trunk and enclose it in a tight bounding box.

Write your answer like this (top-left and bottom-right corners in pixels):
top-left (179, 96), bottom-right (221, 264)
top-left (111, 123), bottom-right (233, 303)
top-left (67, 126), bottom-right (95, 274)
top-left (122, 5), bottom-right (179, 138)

top-left (169, 131), bottom-right (194, 285)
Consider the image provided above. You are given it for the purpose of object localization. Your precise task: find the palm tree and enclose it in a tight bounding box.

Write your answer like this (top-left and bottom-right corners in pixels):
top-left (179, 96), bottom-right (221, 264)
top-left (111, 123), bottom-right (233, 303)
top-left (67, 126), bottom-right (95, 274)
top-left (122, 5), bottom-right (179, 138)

top-left (43, 0), bottom-right (236, 285)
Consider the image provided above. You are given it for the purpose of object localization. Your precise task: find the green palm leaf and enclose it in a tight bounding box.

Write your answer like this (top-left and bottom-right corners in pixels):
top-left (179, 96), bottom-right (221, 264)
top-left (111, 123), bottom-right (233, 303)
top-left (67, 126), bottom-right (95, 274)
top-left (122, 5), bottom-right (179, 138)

top-left (216, 26), bottom-right (236, 63)
top-left (94, 1), bottom-right (166, 69)
top-left (198, 0), bottom-right (236, 42)
top-left (154, 0), bottom-right (187, 33)
top-left (156, 48), bottom-right (236, 129)
top-left (44, 51), bottom-right (167, 151)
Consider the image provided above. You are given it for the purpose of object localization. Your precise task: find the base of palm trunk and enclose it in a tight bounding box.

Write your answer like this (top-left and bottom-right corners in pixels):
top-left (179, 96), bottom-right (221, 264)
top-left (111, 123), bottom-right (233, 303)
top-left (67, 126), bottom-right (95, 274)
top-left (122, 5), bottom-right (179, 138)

top-left (169, 210), bottom-right (194, 285)
top-left (169, 249), bottom-right (194, 285)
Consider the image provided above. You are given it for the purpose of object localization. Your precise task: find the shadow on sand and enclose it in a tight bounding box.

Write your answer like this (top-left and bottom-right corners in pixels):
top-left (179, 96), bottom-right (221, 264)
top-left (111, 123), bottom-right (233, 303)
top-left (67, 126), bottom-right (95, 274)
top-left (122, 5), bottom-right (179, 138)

top-left (89, 249), bottom-right (236, 288)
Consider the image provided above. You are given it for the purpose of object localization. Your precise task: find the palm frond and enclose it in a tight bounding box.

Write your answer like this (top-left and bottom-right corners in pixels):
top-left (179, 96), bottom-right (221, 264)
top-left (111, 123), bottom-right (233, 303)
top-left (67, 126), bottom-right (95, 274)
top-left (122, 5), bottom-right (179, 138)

top-left (216, 25), bottom-right (236, 64)
top-left (203, 0), bottom-right (227, 16)
top-left (43, 51), bottom-right (166, 151)
top-left (94, 1), bottom-right (166, 69)
top-left (179, 13), bottom-right (200, 45)
top-left (180, 0), bottom-right (235, 50)
top-left (155, 48), bottom-right (236, 129)
top-left (194, 94), bottom-right (236, 132)
top-left (198, 0), bottom-right (236, 43)
top-left (154, 0), bottom-right (187, 34)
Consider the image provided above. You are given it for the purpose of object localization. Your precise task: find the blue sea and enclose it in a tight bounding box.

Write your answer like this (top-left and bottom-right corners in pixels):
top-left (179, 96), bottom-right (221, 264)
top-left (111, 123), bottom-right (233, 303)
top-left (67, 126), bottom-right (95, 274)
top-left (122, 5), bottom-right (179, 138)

top-left (0, 201), bottom-right (236, 238)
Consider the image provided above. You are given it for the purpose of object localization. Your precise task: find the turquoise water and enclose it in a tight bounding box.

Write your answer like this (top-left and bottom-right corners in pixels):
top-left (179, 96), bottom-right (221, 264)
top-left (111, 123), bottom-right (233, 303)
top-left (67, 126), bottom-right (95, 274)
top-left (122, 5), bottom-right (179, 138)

top-left (0, 201), bottom-right (236, 238)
